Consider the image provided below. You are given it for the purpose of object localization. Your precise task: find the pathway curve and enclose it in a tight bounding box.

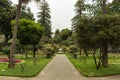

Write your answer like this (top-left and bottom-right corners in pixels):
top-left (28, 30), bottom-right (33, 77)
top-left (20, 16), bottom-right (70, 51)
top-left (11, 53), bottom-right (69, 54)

top-left (0, 54), bottom-right (120, 80)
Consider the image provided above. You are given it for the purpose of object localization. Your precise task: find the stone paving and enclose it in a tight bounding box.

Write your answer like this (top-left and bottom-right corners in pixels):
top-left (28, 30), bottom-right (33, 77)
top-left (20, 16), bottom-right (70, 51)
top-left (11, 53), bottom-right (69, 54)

top-left (0, 54), bottom-right (120, 80)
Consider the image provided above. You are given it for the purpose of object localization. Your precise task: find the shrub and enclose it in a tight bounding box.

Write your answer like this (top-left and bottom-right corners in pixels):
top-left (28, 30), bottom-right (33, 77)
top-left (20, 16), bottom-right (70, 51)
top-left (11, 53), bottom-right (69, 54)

top-left (60, 40), bottom-right (70, 47)
top-left (45, 47), bottom-right (54, 58)
top-left (62, 46), bottom-right (69, 53)
top-left (2, 46), bottom-right (10, 58)
top-left (69, 45), bottom-right (78, 58)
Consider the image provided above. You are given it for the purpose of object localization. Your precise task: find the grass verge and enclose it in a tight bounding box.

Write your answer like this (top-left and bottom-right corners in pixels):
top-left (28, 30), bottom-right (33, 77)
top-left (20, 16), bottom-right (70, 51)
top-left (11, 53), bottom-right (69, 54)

top-left (67, 54), bottom-right (120, 77)
top-left (0, 55), bottom-right (52, 77)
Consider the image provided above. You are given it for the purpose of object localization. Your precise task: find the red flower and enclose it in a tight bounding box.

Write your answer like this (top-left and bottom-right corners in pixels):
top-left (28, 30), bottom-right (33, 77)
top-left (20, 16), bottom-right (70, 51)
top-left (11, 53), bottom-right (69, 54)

top-left (0, 58), bottom-right (22, 63)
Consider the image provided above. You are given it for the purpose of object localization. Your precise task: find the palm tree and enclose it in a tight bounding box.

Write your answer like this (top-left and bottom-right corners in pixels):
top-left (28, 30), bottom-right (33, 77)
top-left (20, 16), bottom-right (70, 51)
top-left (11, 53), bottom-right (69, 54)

top-left (72, 0), bottom-right (86, 32)
top-left (9, 0), bottom-right (41, 68)
top-left (75, 0), bottom-right (85, 16)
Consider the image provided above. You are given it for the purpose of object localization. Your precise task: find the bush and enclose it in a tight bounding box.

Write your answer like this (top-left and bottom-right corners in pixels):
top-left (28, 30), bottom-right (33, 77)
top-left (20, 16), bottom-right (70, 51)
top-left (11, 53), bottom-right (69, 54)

top-left (60, 40), bottom-right (70, 47)
top-left (62, 46), bottom-right (68, 53)
top-left (51, 44), bottom-right (59, 53)
top-left (45, 47), bottom-right (54, 58)
top-left (2, 46), bottom-right (10, 58)
top-left (69, 45), bottom-right (78, 58)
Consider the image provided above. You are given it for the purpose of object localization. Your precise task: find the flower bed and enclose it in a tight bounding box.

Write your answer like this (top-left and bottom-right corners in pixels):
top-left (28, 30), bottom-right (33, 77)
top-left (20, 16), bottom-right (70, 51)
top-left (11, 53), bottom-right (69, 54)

top-left (0, 58), bottom-right (22, 63)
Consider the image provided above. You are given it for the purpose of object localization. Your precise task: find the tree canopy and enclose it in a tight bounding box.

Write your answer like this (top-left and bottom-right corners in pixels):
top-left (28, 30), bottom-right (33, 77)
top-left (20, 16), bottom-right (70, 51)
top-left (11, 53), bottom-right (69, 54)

top-left (11, 18), bottom-right (43, 46)
top-left (37, 1), bottom-right (51, 40)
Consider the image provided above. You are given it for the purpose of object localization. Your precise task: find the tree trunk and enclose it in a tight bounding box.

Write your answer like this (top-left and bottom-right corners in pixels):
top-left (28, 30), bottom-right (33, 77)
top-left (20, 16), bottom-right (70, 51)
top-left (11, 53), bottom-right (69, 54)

top-left (93, 48), bottom-right (102, 69)
top-left (102, 0), bottom-right (106, 15)
top-left (84, 48), bottom-right (88, 57)
top-left (93, 49), bottom-right (97, 69)
top-left (79, 48), bottom-right (81, 55)
top-left (33, 45), bottom-right (36, 58)
top-left (9, 0), bottom-right (22, 68)
top-left (25, 46), bottom-right (29, 59)
top-left (25, 52), bottom-right (28, 59)
top-left (4, 35), bottom-right (9, 46)
top-left (102, 44), bottom-right (108, 67)
top-left (101, 0), bottom-right (108, 68)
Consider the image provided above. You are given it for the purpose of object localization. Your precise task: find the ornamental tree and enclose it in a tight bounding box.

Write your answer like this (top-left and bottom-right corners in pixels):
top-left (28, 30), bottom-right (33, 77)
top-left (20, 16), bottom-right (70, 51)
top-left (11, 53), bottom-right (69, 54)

top-left (11, 19), bottom-right (43, 58)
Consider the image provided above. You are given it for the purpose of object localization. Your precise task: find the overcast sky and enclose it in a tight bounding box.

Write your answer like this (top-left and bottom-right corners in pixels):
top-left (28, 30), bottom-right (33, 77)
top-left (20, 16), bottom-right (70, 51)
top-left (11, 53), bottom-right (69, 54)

top-left (11, 0), bottom-right (77, 32)
top-left (11, 0), bottom-right (112, 32)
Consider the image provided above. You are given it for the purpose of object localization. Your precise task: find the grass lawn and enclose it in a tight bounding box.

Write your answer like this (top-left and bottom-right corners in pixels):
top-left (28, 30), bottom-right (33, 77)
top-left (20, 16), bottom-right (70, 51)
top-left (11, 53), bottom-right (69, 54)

top-left (67, 54), bottom-right (120, 77)
top-left (0, 54), bottom-right (52, 77)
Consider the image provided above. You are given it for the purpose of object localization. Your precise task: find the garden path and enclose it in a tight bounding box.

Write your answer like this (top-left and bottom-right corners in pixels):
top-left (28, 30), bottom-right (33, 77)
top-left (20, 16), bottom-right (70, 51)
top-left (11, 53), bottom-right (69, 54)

top-left (0, 54), bottom-right (120, 80)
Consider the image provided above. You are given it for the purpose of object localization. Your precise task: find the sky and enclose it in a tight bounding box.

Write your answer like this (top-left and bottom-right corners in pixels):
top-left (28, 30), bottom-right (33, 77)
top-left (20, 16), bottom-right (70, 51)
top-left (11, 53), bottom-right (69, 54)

top-left (11, 0), bottom-right (112, 32)
top-left (11, 0), bottom-right (77, 32)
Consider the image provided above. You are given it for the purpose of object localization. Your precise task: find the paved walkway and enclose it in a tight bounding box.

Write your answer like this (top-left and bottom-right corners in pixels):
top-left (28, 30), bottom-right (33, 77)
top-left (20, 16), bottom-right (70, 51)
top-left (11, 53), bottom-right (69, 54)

top-left (0, 54), bottom-right (120, 80)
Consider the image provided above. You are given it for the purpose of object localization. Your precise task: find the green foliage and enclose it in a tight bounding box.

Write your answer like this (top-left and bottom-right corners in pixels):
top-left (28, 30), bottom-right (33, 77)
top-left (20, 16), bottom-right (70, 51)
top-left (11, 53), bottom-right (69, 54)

top-left (54, 28), bottom-right (72, 46)
top-left (44, 47), bottom-right (54, 58)
top-left (12, 5), bottom-right (34, 20)
top-left (73, 15), bottom-right (120, 50)
top-left (69, 45), bottom-right (78, 58)
top-left (62, 46), bottom-right (68, 53)
top-left (2, 46), bottom-right (10, 58)
top-left (86, 0), bottom-right (103, 16)
top-left (19, 24), bottom-right (42, 46)
top-left (69, 45), bottom-right (78, 53)
top-left (0, 0), bottom-right (12, 24)
top-left (107, 0), bottom-right (120, 15)
top-left (67, 54), bottom-right (120, 76)
top-left (53, 29), bottom-right (61, 43)
top-left (20, 5), bottom-right (34, 20)
top-left (60, 40), bottom-right (71, 47)
top-left (73, 17), bottom-right (92, 50)
top-left (72, 14), bottom-right (120, 68)
top-left (0, 0), bottom-right (13, 45)
top-left (92, 15), bottom-right (120, 47)
top-left (60, 28), bottom-right (72, 41)
top-left (75, 0), bottom-right (86, 16)
top-left (71, 32), bottom-right (77, 44)
top-left (37, 1), bottom-right (51, 39)
top-left (0, 55), bottom-right (51, 77)
top-left (51, 44), bottom-right (59, 53)
top-left (11, 19), bottom-right (44, 58)
top-left (11, 19), bottom-right (44, 46)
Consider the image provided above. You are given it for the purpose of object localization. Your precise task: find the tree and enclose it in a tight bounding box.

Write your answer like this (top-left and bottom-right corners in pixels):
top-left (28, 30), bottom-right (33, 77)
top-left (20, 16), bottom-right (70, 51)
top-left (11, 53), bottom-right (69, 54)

top-left (73, 17), bottom-right (92, 57)
top-left (0, 3), bottom-right (34, 46)
top-left (73, 15), bottom-right (120, 69)
top-left (9, 0), bottom-right (41, 68)
top-left (17, 19), bottom-right (43, 58)
top-left (102, 0), bottom-right (106, 15)
top-left (53, 29), bottom-right (61, 43)
top-left (72, 0), bottom-right (87, 55)
top-left (20, 5), bottom-right (34, 20)
top-left (101, 0), bottom-right (108, 67)
top-left (72, 0), bottom-right (86, 31)
top-left (69, 45), bottom-right (78, 58)
top-left (107, 0), bottom-right (120, 15)
top-left (60, 28), bottom-right (72, 41)
top-left (85, 0), bottom-right (102, 16)
top-left (12, 4), bottom-right (34, 20)
top-left (93, 15), bottom-right (120, 68)
top-left (59, 29), bottom-right (72, 47)
top-left (75, 0), bottom-right (86, 16)
top-left (86, 0), bottom-right (109, 67)
top-left (0, 0), bottom-right (13, 45)
top-left (37, 0), bottom-right (51, 42)
top-left (72, 0), bottom-right (120, 69)
top-left (86, 0), bottom-right (111, 16)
